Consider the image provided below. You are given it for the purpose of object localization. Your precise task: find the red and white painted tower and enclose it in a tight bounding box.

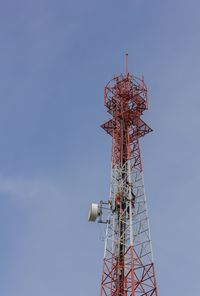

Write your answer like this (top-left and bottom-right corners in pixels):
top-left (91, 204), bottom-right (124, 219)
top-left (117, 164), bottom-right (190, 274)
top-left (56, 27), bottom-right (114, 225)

top-left (88, 55), bottom-right (158, 296)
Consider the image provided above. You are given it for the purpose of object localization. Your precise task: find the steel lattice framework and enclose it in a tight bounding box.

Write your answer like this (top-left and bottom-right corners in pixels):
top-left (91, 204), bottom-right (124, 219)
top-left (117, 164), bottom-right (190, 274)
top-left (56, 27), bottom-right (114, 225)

top-left (100, 58), bottom-right (158, 296)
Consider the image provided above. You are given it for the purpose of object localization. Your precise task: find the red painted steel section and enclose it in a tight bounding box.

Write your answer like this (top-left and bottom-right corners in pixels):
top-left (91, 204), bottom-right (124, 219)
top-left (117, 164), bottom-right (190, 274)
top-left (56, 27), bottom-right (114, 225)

top-left (101, 72), bottom-right (152, 171)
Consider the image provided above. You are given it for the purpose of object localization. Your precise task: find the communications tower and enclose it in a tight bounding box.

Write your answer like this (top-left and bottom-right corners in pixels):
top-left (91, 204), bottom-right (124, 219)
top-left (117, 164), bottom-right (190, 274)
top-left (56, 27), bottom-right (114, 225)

top-left (88, 55), bottom-right (158, 296)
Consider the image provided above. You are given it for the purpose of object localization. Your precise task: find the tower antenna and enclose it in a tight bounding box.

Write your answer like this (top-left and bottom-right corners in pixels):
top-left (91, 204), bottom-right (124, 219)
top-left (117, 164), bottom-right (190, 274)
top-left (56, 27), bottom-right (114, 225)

top-left (125, 53), bottom-right (128, 75)
top-left (88, 59), bottom-right (158, 296)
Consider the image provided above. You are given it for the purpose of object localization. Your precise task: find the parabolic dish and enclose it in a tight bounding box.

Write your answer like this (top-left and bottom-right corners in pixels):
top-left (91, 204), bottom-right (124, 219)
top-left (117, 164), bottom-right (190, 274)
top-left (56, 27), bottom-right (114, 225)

top-left (88, 203), bottom-right (99, 222)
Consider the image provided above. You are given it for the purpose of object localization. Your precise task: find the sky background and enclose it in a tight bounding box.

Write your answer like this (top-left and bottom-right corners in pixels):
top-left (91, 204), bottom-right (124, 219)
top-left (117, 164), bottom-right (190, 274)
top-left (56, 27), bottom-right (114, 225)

top-left (0, 0), bottom-right (199, 295)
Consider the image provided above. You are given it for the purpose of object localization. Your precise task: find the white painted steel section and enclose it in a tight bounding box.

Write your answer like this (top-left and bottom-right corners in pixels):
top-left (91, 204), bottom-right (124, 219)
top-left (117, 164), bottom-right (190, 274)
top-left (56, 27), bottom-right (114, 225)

top-left (141, 171), bottom-right (154, 262)
top-left (128, 158), bottom-right (134, 247)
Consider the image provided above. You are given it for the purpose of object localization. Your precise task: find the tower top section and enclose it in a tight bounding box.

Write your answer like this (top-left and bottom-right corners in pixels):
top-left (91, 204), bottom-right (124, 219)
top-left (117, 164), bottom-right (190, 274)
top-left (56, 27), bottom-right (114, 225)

top-left (101, 55), bottom-right (152, 170)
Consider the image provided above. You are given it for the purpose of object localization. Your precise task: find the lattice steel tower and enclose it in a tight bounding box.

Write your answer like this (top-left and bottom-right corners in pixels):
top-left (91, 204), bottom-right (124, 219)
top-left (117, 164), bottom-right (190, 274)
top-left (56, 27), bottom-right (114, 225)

top-left (88, 55), bottom-right (158, 296)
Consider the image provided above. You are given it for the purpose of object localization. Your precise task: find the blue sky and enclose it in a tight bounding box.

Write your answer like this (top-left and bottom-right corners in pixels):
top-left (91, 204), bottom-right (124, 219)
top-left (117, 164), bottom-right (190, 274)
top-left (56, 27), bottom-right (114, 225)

top-left (0, 0), bottom-right (199, 295)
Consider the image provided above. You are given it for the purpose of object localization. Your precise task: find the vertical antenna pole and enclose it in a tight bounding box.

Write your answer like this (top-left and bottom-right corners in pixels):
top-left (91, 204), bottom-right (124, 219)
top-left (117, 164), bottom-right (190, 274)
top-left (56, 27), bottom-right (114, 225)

top-left (125, 53), bottom-right (128, 76)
